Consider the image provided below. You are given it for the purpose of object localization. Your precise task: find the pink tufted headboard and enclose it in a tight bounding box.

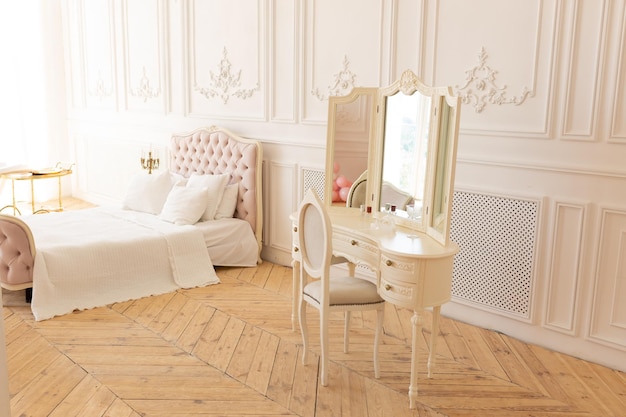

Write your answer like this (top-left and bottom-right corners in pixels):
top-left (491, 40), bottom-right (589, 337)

top-left (170, 126), bottom-right (263, 260)
top-left (0, 214), bottom-right (36, 290)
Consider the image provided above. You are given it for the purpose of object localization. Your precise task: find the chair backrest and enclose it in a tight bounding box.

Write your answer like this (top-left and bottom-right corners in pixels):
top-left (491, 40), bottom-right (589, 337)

top-left (297, 189), bottom-right (332, 281)
top-left (0, 214), bottom-right (36, 286)
top-left (346, 170), bottom-right (367, 208)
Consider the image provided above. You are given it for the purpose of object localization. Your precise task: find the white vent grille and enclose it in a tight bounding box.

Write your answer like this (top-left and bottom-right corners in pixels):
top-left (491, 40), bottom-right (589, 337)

top-left (302, 168), bottom-right (326, 201)
top-left (450, 191), bottom-right (539, 318)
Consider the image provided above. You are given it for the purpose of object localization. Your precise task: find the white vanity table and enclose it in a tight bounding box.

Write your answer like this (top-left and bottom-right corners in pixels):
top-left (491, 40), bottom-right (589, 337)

top-left (291, 207), bottom-right (458, 408)
top-left (291, 70), bottom-right (462, 409)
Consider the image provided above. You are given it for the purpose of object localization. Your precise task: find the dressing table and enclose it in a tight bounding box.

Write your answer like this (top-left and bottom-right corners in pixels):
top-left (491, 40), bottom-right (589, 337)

top-left (291, 70), bottom-right (461, 409)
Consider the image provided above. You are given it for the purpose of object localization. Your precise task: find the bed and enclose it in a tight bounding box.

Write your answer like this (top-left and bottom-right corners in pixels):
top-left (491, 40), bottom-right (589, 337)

top-left (0, 126), bottom-right (263, 321)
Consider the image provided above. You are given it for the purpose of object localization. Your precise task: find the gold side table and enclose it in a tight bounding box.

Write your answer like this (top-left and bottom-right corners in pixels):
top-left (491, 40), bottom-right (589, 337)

top-left (0, 167), bottom-right (73, 215)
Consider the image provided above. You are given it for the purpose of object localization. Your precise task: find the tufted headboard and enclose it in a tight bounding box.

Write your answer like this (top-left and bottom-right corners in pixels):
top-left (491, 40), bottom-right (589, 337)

top-left (169, 126), bottom-right (263, 260)
top-left (0, 214), bottom-right (36, 290)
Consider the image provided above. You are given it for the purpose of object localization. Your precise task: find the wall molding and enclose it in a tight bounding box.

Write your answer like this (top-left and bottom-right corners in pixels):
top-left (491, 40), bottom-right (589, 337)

top-left (455, 47), bottom-right (532, 113)
top-left (194, 47), bottom-right (260, 104)
top-left (457, 156), bottom-right (626, 180)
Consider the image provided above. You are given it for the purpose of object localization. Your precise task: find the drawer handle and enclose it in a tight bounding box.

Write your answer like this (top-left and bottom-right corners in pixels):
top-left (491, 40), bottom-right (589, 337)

top-left (350, 240), bottom-right (357, 246)
top-left (293, 226), bottom-right (298, 232)
top-left (384, 284), bottom-right (391, 291)
top-left (294, 247), bottom-right (299, 252)
top-left (385, 259), bottom-right (392, 266)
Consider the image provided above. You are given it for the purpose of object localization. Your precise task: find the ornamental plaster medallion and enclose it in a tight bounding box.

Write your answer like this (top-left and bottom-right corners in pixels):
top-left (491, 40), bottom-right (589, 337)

top-left (456, 47), bottom-right (531, 113)
top-left (312, 55), bottom-right (357, 101)
top-left (195, 47), bottom-right (259, 104)
top-left (131, 67), bottom-right (160, 102)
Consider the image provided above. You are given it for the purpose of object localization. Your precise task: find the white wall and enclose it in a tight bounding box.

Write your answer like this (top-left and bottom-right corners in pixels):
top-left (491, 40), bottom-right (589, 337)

top-left (33, 0), bottom-right (626, 371)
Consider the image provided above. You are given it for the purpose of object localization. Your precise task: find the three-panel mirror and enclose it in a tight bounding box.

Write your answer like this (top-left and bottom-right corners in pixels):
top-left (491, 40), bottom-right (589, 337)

top-left (325, 70), bottom-right (461, 246)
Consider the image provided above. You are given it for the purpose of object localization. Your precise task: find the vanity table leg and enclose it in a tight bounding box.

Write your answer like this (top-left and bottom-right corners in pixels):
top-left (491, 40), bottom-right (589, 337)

top-left (291, 259), bottom-right (300, 331)
top-left (428, 305), bottom-right (441, 378)
top-left (408, 310), bottom-right (423, 409)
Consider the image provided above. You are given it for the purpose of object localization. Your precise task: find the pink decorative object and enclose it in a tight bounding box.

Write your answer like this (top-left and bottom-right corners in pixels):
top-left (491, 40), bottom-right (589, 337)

top-left (336, 175), bottom-right (350, 188)
top-left (332, 189), bottom-right (340, 202)
top-left (339, 187), bottom-right (350, 202)
top-left (334, 161), bottom-right (340, 173)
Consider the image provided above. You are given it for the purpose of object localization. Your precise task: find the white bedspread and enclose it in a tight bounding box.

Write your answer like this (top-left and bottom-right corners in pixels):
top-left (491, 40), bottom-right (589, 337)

top-left (24, 207), bottom-right (219, 321)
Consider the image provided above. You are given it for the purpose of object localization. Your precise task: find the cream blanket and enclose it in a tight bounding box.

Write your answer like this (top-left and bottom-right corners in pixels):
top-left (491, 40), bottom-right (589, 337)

top-left (24, 207), bottom-right (219, 321)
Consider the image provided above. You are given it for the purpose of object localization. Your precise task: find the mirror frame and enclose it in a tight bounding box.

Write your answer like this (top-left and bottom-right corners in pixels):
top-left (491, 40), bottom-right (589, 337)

top-left (425, 88), bottom-right (461, 245)
top-left (324, 87), bottom-right (378, 211)
top-left (324, 70), bottom-right (461, 246)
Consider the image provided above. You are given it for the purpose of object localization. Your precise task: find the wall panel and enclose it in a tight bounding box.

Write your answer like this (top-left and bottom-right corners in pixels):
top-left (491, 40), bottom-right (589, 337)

top-left (303, 0), bottom-right (383, 123)
top-left (82, 0), bottom-right (117, 110)
top-left (122, 0), bottom-right (166, 113)
top-left (589, 209), bottom-right (626, 348)
top-left (544, 202), bottom-right (586, 334)
top-left (186, 0), bottom-right (266, 120)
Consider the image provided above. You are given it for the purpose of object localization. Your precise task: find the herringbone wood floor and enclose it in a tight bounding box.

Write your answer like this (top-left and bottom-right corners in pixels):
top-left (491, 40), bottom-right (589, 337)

top-left (4, 262), bottom-right (626, 416)
top-left (3, 199), bottom-right (626, 416)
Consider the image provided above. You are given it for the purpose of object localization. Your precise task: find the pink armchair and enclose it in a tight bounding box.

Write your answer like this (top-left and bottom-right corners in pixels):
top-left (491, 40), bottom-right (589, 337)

top-left (0, 214), bottom-right (35, 302)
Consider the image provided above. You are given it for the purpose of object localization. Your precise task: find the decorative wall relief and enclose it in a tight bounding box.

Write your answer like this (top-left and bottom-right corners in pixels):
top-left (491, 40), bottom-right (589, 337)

top-left (311, 56), bottom-right (357, 101)
top-left (130, 67), bottom-right (160, 102)
top-left (456, 48), bottom-right (531, 113)
top-left (89, 71), bottom-right (113, 100)
top-left (194, 47), bottom-right (259, 104)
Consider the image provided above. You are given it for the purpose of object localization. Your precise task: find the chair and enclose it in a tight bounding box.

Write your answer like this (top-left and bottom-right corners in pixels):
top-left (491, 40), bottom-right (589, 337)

top-left (297, 189), bottom-right (384, 385)
top-left (0, 214), bottom-right (36, 302)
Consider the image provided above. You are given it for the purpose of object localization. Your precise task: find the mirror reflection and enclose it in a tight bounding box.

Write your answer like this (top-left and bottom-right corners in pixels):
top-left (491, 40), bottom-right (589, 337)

top-left (380, 90), bottom-right (432, 221)
top-left (326, 88), bottom-right (376, 207)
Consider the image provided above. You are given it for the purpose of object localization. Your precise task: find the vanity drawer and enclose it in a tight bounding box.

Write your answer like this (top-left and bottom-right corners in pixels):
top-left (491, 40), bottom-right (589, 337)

top-left (332, 230), bottom-right (379, 269)
top-left (380, 254), bottom-right (419, 283)
top-left (379, 254), bottom-right (420, 308)
top-left (379, 275), bottom-right (417, 308)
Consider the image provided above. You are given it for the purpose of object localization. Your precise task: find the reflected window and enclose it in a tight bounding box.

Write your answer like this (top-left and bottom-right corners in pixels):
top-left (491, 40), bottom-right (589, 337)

top-left (382, 92), bottom-right (431, 205)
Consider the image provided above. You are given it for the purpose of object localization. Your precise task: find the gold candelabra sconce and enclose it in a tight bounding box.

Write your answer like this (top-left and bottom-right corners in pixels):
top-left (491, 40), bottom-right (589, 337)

top-left (141, 148), bottom-right (160, 174)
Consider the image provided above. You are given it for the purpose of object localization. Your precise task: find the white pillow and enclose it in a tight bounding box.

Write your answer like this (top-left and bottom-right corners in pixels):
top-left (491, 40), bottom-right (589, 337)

top-left (215, 183), bottom-right (239, 219)
top-left (187, 173), bottom-right (230, 221)
top-left (122, 171), bottom-right (174, 215)
top-left (159, 184), bottom-right (209, 225)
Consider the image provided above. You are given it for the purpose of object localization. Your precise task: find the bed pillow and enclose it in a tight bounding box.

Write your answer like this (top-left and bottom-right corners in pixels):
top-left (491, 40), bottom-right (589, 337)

top-left (159, 184), bottom-right (209, 225)
top-left (122, 171), bottom-right (174, 215)
top-left (214, 183), bottom-right (239, 219)
top-left (187, 173), bottom-right (230, 221)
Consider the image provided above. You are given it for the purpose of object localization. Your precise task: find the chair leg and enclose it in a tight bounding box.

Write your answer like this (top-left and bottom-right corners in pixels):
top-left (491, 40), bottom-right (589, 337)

top-left (373, 307), bottom-right (384, 379)
top-left (299, 299), bottom-right (308, 364)
top-left (343, 311), bottom-right (351, 353)
top-left (320, 309), bottom-right (329, 386)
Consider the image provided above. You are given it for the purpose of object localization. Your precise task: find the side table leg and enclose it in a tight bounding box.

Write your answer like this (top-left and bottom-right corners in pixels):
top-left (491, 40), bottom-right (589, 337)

top-left (58, 176), bottom-right (63, 210)
top-left (30, 178), bottom-right (35, 213)
top-left (408, 310), bottom-right (423, 409)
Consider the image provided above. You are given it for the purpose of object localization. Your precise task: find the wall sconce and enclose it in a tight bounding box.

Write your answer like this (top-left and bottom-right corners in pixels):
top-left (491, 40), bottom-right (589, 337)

top-left (141, 147), bottom-right (160, 174)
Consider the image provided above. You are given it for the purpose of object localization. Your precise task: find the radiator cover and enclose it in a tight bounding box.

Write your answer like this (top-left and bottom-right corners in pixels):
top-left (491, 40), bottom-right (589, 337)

top-left (450, 191), bottom-right (540, 318)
